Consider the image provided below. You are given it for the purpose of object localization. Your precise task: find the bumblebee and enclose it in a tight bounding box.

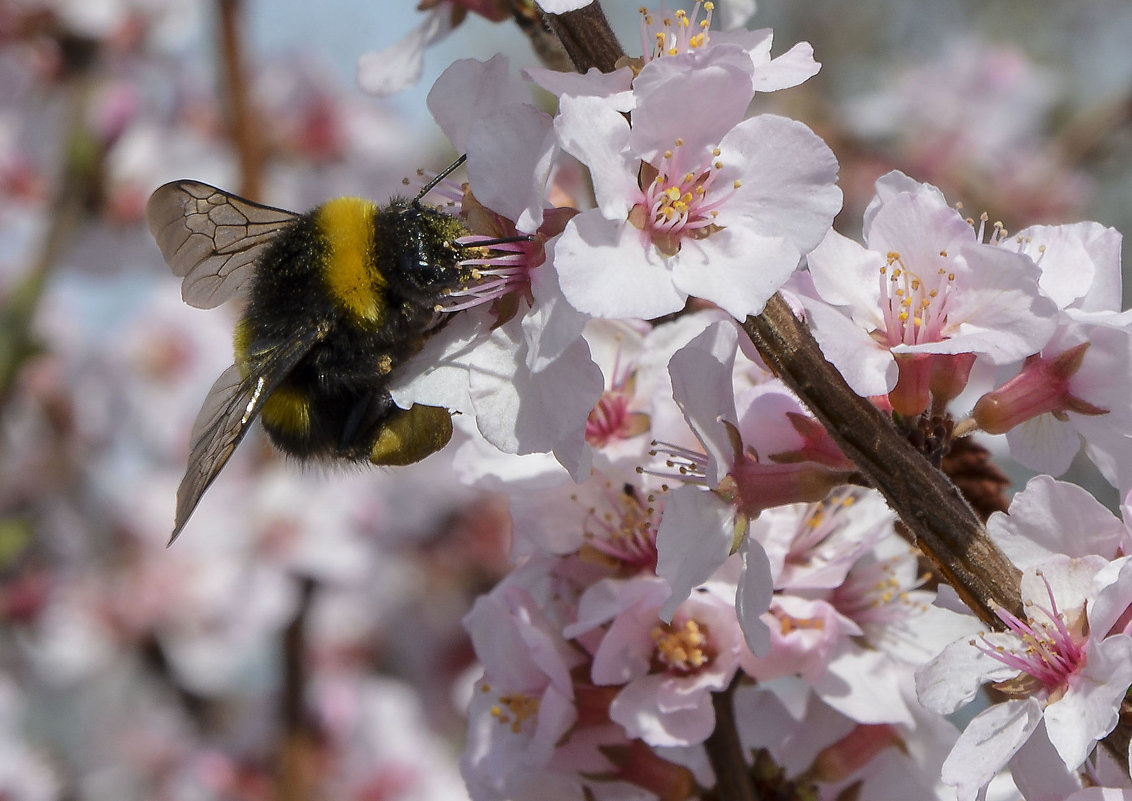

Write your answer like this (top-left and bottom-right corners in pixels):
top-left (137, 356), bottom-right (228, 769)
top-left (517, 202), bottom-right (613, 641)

top-left (148, 159), bottom-right (484, 542)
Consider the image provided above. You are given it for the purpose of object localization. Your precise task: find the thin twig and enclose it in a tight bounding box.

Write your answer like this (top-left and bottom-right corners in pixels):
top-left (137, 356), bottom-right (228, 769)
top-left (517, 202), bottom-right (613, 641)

top-left (704, 678), bottom-right (758, 801)
top-left (216, 0), bottom-right (264, 200)
top-left (278, 576), bottom-right (319, 801)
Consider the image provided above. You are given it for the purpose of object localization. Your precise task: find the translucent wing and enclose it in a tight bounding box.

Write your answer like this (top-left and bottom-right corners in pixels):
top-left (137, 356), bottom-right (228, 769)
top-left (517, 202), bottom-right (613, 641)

top-left (171, 324), bottom-right (329, 543)
top-left (147, 181), bottom-right (300, 309)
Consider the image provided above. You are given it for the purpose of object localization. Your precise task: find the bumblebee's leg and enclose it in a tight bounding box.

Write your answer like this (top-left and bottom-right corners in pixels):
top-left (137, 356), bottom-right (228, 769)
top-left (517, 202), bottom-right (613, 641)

top-left (340, 388), bottom-right (379, 450)
top-left (369, 404), bottom-right (453, 466)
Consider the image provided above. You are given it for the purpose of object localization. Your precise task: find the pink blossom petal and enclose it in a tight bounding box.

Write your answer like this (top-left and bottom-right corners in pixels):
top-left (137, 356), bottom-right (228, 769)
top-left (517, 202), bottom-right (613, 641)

top-left (426, 54), bottom-right (528, 152)
top-left (803, 298), bottom-right (898, 397)
top-left (941, 698), bottom-right (1043, 801)
top-left (610, 673), bottom-right (715, 746)
top-left (1044, 635), bottom-right (1132, 769)
top-left (1005, 414), bottom-right (1084, 480)
top-left (864, 190), bottom-right (973, 271)
top-left (534, 0), bottom-right (592, 11)
top-left (357, 7), bottom-right (452, 97)
top-left (713, 114), bottom-right (842, 253)
top-left (469, 323), bottom-right (602, 475)
top-left (656, 487), bottom-right (736, 622)
top-left (555, 212), bottom-right (686, 319)
top-left (750, 41), bottom-right (821, 92)
top-left (736, 535), bottom-right (773, 657)
top-left (523, 66), bottom-right (635, 109)
top-left (1008, 722), bottom-right (1084, 801)
top-left (466, 103), bottom-right (555, 232)
top-left (522, 254), bottom-right (589, 371)
top-left (916, 637), bottom-right (1017, 714)
top-left (668, 321), bottom-right (739, 487)
top-left (630, 53), bottom-right (756, 164)
top-left (933, 242), bottom-right (1058, 362)
top-left (1017, 222), bottom-right (1121, 313)
top-left (671, 227), bottom-right (800, 320)
top-left (806, 228), bottom-right (887, 322)
top-left (553, 96), bottom-right (638, 220)
top-left (988, 475), bottom-right (1126, 565)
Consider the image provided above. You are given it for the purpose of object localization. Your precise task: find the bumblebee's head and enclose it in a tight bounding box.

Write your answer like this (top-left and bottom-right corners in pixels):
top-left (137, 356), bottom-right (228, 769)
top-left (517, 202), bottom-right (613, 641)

top-left (380, 201), bottom-right (474, 302)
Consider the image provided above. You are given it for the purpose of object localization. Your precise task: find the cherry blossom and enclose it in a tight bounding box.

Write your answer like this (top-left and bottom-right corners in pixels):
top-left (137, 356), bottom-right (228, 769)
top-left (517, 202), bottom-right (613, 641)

top-left (564, 576), bottom-right (749, 747)
top-left (917, 505), bottom-right (1132, 801)
top-left (553, 46), bottom-right (841, 320)
top-left (805, 171), bottom-right (1058, 415)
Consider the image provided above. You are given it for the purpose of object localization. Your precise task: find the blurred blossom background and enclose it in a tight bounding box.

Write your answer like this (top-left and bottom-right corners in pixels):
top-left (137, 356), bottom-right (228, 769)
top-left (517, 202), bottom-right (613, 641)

top-left (1, 0), bottom-right (1131, 798)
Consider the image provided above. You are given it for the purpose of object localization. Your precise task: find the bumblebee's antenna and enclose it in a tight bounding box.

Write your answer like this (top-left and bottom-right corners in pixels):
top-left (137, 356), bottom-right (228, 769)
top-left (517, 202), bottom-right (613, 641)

top-left (413, 154), bottom-right (467, 206)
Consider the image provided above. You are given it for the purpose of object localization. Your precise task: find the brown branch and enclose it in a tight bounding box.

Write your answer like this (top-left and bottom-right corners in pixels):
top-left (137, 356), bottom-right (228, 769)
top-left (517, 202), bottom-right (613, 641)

top-left (539, 1), bottom-right (625, 75)
top-left (216, 0), bottom-right (264, 200)
top-left (277, 576), bottom-right (319, 801)
top-left (742, 295), bottom-right (1023, 628)
top-left (704, 679), bottom-right (758, 801)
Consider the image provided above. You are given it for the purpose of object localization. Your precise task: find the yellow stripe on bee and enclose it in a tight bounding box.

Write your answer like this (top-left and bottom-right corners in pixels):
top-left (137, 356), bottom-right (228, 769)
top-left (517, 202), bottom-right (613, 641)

top-left (233, 317), bottom-right (254, 367)
top-left (261, 386), bottom-right (312, 436)
top-left (317, 197), bottom-right (383, 324)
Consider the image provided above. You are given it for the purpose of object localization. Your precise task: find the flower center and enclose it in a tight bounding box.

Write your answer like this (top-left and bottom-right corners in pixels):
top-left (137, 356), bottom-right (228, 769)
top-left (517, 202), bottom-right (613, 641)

top-left (652, 618), bottom-right (712, 672)
top-left (629, 139), bottom-right (739, 256)
top-left (481, 682), bottom-right (540, 735)
top-left (640, 1), bottom-right (715, 61)
top-left (579, 482), bottom-right (660, 570)
top-left (974, 572), bottom-right (1086, 693)
top-left (878, 250), bottom-right (955, 346)
top-left (785, 490), bottom-right (859, 565)
top-left (586, 350), bottom-right (650, 447)
top-left (830, 551), bottom-right (928, 627)
top-left (440, 234), bottom-right (540, 314)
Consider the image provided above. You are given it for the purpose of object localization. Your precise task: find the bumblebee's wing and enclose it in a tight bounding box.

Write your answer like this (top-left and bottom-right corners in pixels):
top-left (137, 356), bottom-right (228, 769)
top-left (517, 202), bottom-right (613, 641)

top-left (171, 325), bottom-right (328, 543)
top-left (147, 181), bottom-right (299, 309)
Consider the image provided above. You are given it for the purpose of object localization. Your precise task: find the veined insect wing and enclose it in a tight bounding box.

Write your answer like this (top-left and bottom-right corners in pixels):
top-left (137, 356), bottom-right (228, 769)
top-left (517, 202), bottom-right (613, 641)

top-left (169, 323), bottom-right (329, 544)
top-left (146, 180), bottom-right (299, 309)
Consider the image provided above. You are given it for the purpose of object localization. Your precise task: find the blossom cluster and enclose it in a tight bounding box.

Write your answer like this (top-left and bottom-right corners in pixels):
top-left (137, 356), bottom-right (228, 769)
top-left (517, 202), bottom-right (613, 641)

top-left (353, 2), bottom-right (1132, 800)
top-left (4, 1), bottom-right (1132, 800)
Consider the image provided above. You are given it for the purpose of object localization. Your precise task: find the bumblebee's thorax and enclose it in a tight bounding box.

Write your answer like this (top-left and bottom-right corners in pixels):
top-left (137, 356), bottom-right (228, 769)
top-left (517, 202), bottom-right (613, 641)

top-left (316, 197), bottom-right (383, 325)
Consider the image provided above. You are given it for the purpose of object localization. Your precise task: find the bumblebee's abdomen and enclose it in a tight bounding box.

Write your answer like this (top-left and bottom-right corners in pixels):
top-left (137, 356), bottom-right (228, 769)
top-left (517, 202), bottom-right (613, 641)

top-left (258, 378), bottom-right (452, 465)
top-left (260, 386), bottom-right (313, 440)
top-left (316, 197), bottom-right (384, 325)
top-left (259, 379), bottom-right (377, 460)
